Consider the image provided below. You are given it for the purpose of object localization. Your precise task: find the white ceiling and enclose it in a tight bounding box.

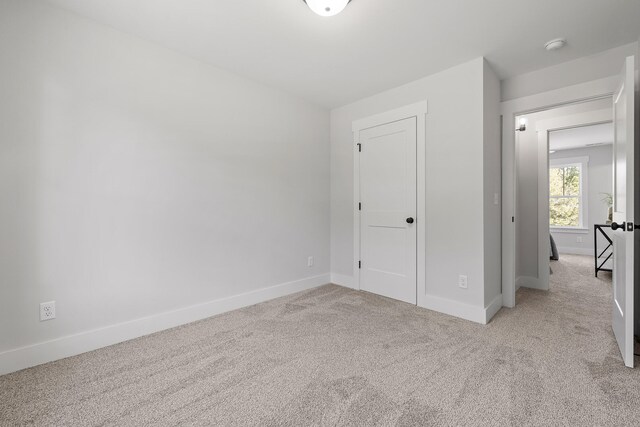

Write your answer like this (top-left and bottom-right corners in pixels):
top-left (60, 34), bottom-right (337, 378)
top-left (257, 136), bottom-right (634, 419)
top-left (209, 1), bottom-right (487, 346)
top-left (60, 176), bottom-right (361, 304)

top-left (45, 0), bottom-right (640, 108)
top-left (549, 123), bottom-right (613, 151)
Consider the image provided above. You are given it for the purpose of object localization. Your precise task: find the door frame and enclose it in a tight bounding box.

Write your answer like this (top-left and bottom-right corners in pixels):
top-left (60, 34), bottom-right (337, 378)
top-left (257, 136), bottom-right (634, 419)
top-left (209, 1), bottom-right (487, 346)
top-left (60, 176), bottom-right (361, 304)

top-left (352, 101), bottom-right (428, 305)
top-left (501, 77), bottom-right (618, 307)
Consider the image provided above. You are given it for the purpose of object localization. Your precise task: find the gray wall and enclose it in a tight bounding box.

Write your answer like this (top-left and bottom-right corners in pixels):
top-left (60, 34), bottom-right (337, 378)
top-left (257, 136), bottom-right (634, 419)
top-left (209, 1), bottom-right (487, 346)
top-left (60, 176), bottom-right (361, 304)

top-left (483, 61), bottom-right (503, 306)
top-left (515, 121), bottom-right (540, 279)
top-left (330, 58), bottom-right (502, 314)
top-left (501, 42), bottom-right (639, 102)
top-left (0, 0), bottom-right (330, 354)
top-left (550, 145), bottom-right (613, 255)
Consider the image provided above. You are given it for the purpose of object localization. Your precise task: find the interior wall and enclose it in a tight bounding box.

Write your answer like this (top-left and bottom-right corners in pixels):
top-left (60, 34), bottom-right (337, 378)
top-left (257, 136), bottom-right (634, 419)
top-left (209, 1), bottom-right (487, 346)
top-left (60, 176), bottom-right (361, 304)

top-left (515, 124), bottom-right (540, 280)
top-left (330, 58), bottom-right (501, 318)
top-left (483, 61), bottom-right (502, 306)
top-left (550, 145), bottom-right (613, 255)
top-left (501, 42), bottom-right (639, 102)
top-left (0, 0), bottom-right (330, 355)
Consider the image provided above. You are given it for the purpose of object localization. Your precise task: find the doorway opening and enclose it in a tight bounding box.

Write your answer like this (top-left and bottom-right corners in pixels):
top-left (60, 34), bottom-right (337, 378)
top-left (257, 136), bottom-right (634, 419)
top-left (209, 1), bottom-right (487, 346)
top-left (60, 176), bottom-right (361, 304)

top-left (514, 98), bottom-right (614, 294)
top-left (503, 55), bottom-right (637, 368)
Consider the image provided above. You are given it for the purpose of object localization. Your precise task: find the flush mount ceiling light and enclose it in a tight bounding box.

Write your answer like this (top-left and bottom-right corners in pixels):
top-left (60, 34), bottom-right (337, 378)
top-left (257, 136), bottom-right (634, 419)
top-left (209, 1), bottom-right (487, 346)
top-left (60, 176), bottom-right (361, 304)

top-left (545, 38), bottom-right (567, 51)
top-left (304, 0), bottom-right (351, 17)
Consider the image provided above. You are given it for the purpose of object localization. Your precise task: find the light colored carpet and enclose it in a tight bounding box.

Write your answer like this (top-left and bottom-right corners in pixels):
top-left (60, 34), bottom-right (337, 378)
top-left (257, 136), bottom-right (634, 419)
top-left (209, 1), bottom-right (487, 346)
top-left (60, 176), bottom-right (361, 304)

top-left (2, 255), bottom-right (639, 426)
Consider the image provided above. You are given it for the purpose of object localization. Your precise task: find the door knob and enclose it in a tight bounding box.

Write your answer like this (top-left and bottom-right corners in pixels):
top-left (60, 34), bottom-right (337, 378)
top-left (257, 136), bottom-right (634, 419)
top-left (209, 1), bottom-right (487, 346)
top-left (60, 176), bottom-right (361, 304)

top-left (406, 217), bottom-right (414, 224)
top-left (611, 221), bottom-right (626, 231)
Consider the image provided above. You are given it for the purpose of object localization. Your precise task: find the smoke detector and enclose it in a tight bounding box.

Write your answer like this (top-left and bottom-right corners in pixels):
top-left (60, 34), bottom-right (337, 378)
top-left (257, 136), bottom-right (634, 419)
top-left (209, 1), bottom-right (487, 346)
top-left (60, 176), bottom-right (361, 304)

top-left (545, 38), bottom-right (567, 51)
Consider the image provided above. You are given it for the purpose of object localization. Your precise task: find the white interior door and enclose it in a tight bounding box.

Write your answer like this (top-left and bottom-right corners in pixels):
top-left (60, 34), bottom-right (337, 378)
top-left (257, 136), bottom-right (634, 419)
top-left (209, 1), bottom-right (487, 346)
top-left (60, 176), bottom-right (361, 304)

top-left (611, 55), bottom-right (636, 368)
top-left (358, 117), bottom-right (417, 304)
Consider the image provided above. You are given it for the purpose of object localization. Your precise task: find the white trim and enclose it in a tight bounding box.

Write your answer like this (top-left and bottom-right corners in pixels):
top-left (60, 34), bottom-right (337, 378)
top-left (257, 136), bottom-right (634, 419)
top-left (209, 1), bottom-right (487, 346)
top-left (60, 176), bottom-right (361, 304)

top-left (551, 227), bottom-right (589, 234)
top-left (556, 246), bottom-right (593, 256)
top-left (330, 273), bottom-right (356, 289)
top-left (484, 294), bottom-right (504, 324)
top-left (537, 131), bottom-right (550, 291)
top-left (516, 275), bottom-right (544, 290)
top-left (549, 156), bottom-right (590, 166)
top-left (352, 101), bottom-right (428, 305)
top-left (352, 101), bottom-right (428, 133)
top-left (421, 293), bottom-right (502, 325)
top-left (0, 273), bottom-right (330, 376)
top-left (536, 109), bottom-right (612, 133)
top-left (548, 156), bottom-right (590, 232)
top-left (501, 76), bottom-right (617, 308)
top-left (353, 128), bottom-right (361, 290)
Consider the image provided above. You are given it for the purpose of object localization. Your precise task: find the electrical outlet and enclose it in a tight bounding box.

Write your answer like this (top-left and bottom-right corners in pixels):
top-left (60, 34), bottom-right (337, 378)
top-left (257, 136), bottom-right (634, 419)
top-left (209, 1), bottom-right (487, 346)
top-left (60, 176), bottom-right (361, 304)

top-left (307, 256), bottom-right (314, 267)
top-left (576, 236), bottom-right (583, 243)
top-left (458, 275), bottom-right (468, 289)
top-left (40, 301), bottom-right (56, 321)
top-left (494, 193), bottom-right (500, 205)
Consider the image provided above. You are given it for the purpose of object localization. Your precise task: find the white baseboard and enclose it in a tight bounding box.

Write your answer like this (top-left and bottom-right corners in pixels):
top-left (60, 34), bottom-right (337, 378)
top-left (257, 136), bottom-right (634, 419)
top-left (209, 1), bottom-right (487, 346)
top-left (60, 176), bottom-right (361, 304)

top-left (0, 273), bottom-right (330, 376)
top-left (330, 273), bottom-right (356, 289)
top-left (484, 294), bottom-right (503, 324)
top-left (557, 246), bottom-right (593, 256)
top-left (420, 294), bottom-right (494, 325)
top-left (332, 276), bottom-right (501, 324)
top-left (516, 275), bottom-right (547, 290)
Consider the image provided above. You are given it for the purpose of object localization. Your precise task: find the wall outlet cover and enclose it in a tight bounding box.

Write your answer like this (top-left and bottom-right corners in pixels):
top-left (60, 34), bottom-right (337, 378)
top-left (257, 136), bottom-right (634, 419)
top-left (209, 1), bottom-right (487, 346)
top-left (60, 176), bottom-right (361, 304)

top-left (307, 256), bottom-right (314, 267)
top-left (40, 301), bottom-right (56, 321)
top-left (458, 275), bottom-right (468, 289)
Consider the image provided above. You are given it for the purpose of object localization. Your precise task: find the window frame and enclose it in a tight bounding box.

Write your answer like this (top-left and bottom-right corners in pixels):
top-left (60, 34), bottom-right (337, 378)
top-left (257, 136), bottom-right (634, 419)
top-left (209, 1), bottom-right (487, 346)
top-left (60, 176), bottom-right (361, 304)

top-left (549, 156), bottom-right (589, 232)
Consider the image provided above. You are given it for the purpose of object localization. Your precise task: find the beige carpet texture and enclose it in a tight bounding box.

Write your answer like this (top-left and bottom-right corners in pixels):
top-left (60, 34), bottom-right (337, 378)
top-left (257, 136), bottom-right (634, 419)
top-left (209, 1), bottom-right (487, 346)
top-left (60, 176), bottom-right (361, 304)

top-left (1, 255), bottom-right (639, 426)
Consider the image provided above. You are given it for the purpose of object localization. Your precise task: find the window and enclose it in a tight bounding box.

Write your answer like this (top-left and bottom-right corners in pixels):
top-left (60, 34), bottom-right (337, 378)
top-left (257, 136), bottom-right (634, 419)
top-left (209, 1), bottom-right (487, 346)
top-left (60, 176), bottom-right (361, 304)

top-left (549, 157), bottom-right (588, 230)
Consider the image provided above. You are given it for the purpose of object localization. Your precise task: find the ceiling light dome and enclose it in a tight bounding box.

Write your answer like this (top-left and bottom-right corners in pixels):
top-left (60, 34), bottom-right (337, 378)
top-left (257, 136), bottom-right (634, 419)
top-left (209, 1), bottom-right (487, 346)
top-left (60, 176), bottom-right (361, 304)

top-left (304, 0), bottom-right (351, 17)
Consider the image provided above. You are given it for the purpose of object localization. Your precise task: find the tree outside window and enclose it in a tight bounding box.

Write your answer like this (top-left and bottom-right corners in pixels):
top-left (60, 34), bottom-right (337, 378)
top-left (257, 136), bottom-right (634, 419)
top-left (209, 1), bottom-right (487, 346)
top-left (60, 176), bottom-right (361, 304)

top-left (549, 164), bottom-right (582, 227)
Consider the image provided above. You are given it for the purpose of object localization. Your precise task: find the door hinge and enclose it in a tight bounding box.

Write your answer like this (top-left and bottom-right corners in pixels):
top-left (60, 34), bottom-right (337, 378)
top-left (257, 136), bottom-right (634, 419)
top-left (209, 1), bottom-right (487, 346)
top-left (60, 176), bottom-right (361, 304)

top-left (358, 260), bottom-right (361, 269)
top-left (357, 143), bottom-right (361, 152)
top-left (512, 216), bottom-right (515, 223)
top-left (358, 202), bottom-right (361, 211)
